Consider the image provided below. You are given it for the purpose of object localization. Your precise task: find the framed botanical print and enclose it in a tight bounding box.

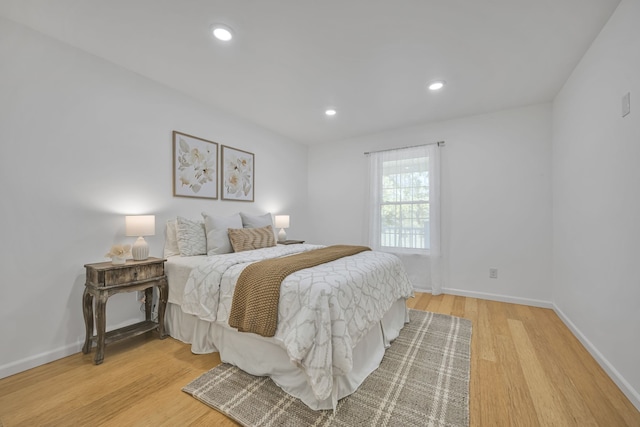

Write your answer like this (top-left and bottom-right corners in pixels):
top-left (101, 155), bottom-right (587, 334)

top-left (221, 145), bottom-right (254, 202)
top-left (173, 131), bottom-right (218, 199)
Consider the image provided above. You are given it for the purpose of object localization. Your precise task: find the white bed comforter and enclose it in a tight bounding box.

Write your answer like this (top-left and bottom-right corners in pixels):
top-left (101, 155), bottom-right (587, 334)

top-left (180, 244), bottom-right (414, 402)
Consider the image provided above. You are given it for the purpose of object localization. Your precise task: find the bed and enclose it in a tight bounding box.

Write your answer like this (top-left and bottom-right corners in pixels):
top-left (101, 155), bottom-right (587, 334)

top-left (163, 214), bottom-right (414, 410)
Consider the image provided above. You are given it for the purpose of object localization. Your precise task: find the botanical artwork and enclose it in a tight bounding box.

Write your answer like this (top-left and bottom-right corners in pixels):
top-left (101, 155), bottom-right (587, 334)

top-left (221, 145), bottom-right (254, 202)
top-left (173, 131), bottom-right (218, 199)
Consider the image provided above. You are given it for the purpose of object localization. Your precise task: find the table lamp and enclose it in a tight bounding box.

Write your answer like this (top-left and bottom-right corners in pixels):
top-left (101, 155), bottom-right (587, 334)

top-left (125, 215), bottom-right (155, 260)
top-left (274, 215), bottom-right (290, 243)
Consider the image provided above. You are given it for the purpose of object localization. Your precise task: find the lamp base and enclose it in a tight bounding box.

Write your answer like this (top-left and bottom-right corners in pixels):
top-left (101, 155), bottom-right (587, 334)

top-left (278, 228), bottom-right (287, 243)
top-left (132, 236), bottom-right (149, 260)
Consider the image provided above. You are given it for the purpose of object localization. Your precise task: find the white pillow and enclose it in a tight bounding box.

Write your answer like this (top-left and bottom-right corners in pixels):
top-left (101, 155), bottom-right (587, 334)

top-left (240, 212), bottom-right (273, 229)
top-left (176, 216), bottom-right (207, 256)
top-left (163, 219), bottom-right (180, 257)
top-left (202, 212), bottom-right (243, 255)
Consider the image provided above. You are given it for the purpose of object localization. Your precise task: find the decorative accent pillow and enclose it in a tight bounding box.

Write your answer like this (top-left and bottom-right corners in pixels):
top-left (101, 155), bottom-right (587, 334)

top-left (240, 212), bottom-right (273, 229)
top-left (163, 219), bottom-right (180, 257)
top-left (202, 212), bottom-right (243, 255)
top-left (228, 225), bottom-right (276, 252)
top-left (176, 216), bottom-right (207, 256)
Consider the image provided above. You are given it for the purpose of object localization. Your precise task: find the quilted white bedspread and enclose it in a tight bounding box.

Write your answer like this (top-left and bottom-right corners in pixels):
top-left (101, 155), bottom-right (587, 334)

top-left (180, 244), bottom-right (414, 402)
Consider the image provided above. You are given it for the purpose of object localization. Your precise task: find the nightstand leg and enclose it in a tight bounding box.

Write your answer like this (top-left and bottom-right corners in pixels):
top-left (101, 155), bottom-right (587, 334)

top-left (157, 278), bottom-right (168, 339)
top-left (144, 287), bottom-right (153, 321)
top-left (94, 292), bottom-right (108, 365)
top-left (82, 288), bottom-right (93, 354)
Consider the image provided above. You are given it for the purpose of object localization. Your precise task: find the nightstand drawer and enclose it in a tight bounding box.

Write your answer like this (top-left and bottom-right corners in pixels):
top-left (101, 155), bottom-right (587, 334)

top-left (102, 263), bottom-right (163, 286)
top-left (85, 258), bottom-right (165, 287)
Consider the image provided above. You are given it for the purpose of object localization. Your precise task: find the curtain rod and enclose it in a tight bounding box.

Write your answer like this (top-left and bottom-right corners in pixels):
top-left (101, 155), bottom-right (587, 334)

top-left (364, 141), bottom-right (445, 155)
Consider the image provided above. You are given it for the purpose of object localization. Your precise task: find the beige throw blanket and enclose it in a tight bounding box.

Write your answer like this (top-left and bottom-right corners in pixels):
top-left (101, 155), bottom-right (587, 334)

top-left (228, 245), bottom-right (371, 337)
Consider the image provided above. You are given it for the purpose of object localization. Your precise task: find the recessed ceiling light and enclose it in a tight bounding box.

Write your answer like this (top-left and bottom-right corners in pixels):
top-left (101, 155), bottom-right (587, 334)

top-left (325, 108), bottom-right (337, 116)
top-left (428, 80), bottom-right (446, 91)
top-left (212, 25), bottom-right (233, 41)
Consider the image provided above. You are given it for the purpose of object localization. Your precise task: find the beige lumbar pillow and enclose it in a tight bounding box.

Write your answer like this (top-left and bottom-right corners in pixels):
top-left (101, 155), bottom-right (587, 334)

top-left (228, 225), bottom-right (276, 252)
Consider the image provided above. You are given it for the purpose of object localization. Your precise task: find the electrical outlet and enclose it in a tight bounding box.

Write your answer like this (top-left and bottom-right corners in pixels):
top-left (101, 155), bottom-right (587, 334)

top-left (489, 268), bottom-right (498, 279)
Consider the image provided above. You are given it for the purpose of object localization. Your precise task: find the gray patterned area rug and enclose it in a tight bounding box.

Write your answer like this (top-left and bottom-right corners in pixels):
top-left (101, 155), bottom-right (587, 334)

top-left (183, 309), bottom-right (472, 426)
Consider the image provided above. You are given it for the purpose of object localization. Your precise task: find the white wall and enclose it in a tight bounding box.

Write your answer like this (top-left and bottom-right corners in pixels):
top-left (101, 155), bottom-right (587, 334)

top-left (0, 17), bottom-right (309, 378)
top-left (552, 0), bottom-right (640, 409)
top-left (308, 104), bottom-right (553, 306)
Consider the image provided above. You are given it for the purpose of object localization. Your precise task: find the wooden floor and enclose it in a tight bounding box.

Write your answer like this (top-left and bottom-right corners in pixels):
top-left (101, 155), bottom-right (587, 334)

top-left (1, 293), bottom-right (638, 426)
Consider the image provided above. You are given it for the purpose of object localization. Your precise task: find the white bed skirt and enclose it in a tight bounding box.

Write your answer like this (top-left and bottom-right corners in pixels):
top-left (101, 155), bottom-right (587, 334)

top-left (165, 298), bottom-right (410, 410)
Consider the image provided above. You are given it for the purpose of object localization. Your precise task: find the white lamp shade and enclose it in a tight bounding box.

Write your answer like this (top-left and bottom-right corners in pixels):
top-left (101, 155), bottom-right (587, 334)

top-left (274, 215), bottom-right (290, 229)
top-left (125, 215), bottom-right (156, 237)
top-left (125, 215), bottom-right (155, 260)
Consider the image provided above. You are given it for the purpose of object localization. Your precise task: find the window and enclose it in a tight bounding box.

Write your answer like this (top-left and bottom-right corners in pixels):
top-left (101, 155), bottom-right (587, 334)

top-left (380, 155), bottom-right (430, 250)
top-left (367, 144), bottom-right (440, 254)
top-left (367, 142), bottom-right (442, 293)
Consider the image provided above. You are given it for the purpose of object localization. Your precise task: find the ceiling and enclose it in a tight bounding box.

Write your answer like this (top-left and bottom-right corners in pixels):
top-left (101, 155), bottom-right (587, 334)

top-left (0, 0), bottom-right (621, 144)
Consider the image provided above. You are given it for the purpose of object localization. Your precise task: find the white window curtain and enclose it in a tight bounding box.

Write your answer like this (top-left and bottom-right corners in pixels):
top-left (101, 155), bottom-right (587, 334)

top-left (366, 144), bottom-right (442, 295)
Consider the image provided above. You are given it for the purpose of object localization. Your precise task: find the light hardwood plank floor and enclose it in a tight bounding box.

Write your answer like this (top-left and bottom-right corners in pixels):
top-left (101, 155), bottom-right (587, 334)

top-left (0, 293), bottom-right (638, 426)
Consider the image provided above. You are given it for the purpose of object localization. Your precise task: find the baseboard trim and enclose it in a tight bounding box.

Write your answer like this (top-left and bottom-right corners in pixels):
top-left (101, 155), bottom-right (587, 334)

top-left (0, 340), bottom-right (84, 380)
top-left (415, 287), bottom-right (554, 309)
top-left (0, 317), bottom-right (142, 380)
top-left (553, 304), bottom-right (640, 412)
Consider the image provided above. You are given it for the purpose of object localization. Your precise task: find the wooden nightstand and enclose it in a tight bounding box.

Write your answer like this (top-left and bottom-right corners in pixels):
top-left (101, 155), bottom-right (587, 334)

top-left (82, 257), bottom-right (168, 365)
top-left (279, 240), bottom-right (305, 245)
